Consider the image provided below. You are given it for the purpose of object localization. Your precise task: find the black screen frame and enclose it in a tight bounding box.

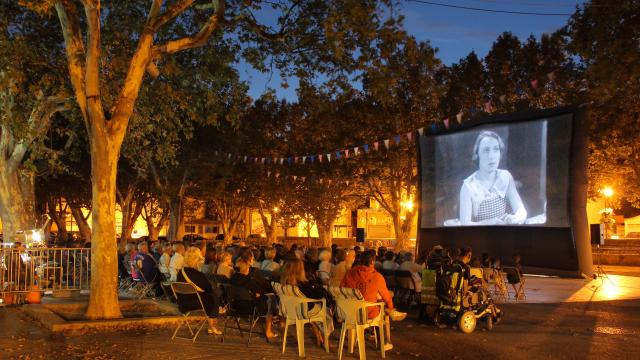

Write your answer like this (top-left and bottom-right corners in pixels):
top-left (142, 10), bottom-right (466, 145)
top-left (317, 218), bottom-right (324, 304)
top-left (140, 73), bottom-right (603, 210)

top-left (416, 106), bottom-right (590, 275)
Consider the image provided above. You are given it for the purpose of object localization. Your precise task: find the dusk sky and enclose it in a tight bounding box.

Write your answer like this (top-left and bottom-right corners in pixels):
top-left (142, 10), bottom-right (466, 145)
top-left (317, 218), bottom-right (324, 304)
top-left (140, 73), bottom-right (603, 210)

top-left (239, 0), bottom-right (586, 101)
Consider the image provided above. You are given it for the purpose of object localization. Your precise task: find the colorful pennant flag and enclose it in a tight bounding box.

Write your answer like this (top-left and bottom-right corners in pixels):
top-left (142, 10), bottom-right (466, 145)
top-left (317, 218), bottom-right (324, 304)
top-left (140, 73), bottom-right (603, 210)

top-left (364, 144), bottom-right (370, 153)
top-left (373, 142), bottom-right (379, 151)
top-left (393, 135), bottom-right (401, 145)
top-left (383, 139), bottom-right (390, 150)
top-left (406, 132), bottom-right (413, 143)
top-left (456, 112), bottom-right (463, 124)
top-left (531, 79), bottom-right (539, 89)
top-left (443, 118), bottom-right (450, 129)
top-left (418, 127), bottom-right (424, 136)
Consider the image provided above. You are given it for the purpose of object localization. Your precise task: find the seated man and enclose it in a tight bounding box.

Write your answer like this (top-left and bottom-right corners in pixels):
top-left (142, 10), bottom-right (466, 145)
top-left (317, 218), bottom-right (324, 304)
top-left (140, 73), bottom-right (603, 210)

top-left (135, 242), bottom-right (158, 283)
top-left (341, 251), bottom-right (406, 351)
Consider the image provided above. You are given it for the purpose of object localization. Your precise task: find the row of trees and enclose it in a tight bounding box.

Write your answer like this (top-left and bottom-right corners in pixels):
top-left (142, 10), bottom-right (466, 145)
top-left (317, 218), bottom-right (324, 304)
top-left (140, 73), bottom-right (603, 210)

top-left (1, 0), bottom-right (637, 319)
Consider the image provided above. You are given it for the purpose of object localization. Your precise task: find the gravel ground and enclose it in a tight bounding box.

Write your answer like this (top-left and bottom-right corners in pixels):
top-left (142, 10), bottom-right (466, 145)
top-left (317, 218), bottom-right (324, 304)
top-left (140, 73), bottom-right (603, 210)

top-left (1, 298), bottom-right (639, 360)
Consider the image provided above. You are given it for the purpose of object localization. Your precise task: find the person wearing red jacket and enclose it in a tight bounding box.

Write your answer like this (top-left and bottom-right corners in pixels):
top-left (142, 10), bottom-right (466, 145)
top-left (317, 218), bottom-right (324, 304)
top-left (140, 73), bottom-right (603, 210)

top-left (341, 251), bottom-right (407, 350)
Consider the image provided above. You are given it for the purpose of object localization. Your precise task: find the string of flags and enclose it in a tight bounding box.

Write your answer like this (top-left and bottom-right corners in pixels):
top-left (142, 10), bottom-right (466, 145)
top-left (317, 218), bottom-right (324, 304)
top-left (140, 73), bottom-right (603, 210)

top-left (214, 70), bottom-right (560, 168)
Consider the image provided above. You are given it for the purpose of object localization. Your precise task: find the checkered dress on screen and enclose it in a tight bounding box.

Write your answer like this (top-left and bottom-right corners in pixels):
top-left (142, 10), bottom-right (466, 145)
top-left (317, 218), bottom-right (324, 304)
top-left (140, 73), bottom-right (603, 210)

top-left (474, 195), bottom-right (506, 222)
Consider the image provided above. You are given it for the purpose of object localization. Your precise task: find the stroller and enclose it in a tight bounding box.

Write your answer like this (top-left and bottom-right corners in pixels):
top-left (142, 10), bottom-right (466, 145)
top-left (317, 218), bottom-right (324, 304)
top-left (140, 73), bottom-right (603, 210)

top-left (432, 262), bottom-right (502, 333)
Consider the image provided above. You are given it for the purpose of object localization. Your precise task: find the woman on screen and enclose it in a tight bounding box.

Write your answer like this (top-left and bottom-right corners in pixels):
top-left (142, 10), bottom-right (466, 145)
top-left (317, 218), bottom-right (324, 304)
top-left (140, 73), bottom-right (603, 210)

top-left (458, 131), bottom-right (527, 225)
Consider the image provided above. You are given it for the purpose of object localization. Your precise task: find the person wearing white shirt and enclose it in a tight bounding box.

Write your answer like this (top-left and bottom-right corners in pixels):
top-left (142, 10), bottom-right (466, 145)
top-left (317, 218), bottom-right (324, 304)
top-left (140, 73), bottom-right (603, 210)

top-left (260, 248), bottom-right (281, 272)
top-left (169, 243), bottom-right (185, 282)
top-left (381, 251), bottom-right (400, 271)
top-left (317, 249), bottom-right (333, 285)
top-left (158, 244), bottom-right (173, 279)
top-left (398, 252), bottom-right (424, 292)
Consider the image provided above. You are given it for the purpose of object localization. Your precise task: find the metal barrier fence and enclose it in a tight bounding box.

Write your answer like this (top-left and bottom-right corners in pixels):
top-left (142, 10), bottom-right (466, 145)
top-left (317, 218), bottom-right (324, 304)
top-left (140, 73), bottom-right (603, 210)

top-left (1, 247), bottom-right (90, 300)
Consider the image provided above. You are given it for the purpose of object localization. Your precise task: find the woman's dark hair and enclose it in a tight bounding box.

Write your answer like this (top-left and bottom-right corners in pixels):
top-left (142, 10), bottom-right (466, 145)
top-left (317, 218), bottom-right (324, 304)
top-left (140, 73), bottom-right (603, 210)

top-left (360, 251), bottom-right (375, 266)
top-left (459, 247), bottom-right (473, 258)
top-left (335, 249), bottom-right (346, 263)
top-left (384, 251), bottom-right (395, 261)
top-left (472, 130), bottom-right (505, 164)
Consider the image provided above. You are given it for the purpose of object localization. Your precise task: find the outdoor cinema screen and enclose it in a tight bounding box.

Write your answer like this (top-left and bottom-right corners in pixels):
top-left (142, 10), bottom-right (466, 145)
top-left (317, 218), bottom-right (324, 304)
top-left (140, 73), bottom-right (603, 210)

top-left (419, 113), bottom-right (573, 229)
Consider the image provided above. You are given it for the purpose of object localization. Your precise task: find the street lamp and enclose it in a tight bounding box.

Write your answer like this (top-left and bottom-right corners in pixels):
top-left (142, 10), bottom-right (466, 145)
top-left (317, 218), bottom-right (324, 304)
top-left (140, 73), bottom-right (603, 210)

top-left (602, 187), bottom-right (614, 242)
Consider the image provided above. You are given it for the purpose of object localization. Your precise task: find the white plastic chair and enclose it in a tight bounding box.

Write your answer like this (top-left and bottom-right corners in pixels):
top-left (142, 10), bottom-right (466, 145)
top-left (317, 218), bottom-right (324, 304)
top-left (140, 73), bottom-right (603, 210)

top-left (272, 282), bottom-right (330, 357)
top-left (328, 286), bottom-right (386, 360)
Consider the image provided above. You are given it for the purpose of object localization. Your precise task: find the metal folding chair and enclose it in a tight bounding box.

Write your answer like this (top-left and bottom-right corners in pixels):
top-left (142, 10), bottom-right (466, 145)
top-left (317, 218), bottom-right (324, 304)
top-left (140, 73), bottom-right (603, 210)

top-left (503, 266), bottom-right (526, 301)
top-left (170, 282), bottom-right (208, 342)
top-left (221, 283), bottom-right (272, 346)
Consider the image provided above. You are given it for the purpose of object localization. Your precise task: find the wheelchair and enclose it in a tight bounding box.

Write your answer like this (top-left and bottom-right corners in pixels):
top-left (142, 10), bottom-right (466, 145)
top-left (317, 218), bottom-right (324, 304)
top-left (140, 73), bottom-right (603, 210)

top-left (429, 266), bottom-right (502, 334)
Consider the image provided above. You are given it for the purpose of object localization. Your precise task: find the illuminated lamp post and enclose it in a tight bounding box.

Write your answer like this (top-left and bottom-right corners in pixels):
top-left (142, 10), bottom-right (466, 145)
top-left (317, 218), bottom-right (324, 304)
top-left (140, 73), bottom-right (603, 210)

top-left (602, 187), bottom-right (613, 243)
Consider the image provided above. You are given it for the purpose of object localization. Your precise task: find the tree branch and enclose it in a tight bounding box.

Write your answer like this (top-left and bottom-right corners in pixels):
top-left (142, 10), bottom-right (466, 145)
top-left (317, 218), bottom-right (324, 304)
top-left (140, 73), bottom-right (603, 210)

top-left (149, 0), bottom-right (194, 31)
top-left (7, 96), bottom-right (69, 174)
top-left (54, 0), bottom-right (88, 124)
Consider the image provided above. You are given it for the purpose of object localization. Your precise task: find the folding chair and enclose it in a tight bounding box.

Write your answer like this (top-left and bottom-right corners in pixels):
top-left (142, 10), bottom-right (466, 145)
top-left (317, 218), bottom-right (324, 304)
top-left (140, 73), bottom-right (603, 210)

top-left (485, 268), bottom-right (508, 301)
top-left (170, 282), bottom-right (208, 343)
top-left (328, 286), bottom-right (387, 360)
top-left (221, 283), bottom-right (272, 346)
top-left (131, 271), bottom-right (156, 300)
top-left (503, 266), bottom-right (526, 301)
top-left (272, 282), bottom-right (330, 358)
top-left (159, 272), bottom-right (175, 302)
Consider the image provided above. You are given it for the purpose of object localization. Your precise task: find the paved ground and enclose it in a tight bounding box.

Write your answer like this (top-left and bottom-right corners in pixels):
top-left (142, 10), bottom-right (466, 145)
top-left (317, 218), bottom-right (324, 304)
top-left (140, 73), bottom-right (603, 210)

top-left (1, 266), bottom-right (639, 360)
top-left (2, 299), bottom-right (640, 360)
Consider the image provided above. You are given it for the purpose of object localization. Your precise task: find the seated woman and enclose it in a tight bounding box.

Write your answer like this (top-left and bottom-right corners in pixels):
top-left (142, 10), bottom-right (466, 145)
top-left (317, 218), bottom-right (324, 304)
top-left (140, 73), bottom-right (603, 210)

top-left (458, 131), bottom-right (527, 226)
top-left (215, 252), bottom-right (234, 279)
top-left (260, 248), bottom-right (281, 272)
top-left (176, 247), bottom-right (223, 335)
top-left (317, 249), bottom-right (333, 285)
top-left (231, 260), bottom-right (278, 339)
top-left (281, 258), bottom-right (334, 348)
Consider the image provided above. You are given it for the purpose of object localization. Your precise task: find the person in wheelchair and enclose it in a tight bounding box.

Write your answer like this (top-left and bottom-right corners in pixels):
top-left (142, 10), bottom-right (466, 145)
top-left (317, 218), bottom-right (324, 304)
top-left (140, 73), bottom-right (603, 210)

top-left (435, 247), bottom-right (501, 333)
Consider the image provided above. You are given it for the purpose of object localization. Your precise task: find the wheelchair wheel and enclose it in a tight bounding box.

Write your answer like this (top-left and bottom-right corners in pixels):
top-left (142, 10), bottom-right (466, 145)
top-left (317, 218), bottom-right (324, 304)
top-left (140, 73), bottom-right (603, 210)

top-left (485, 315), bottom-right (493, 331)
top-left (458, 311), bottom-right (476, 334)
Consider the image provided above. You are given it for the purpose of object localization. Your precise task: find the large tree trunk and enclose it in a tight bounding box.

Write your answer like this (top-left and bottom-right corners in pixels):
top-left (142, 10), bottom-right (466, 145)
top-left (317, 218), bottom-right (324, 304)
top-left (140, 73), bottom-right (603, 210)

top-left (392, 209), bottom-right (416, 251)
top-left (167, 196), bottom-right (184, 242)
top-left (86, 131), bottom-right (122, 320)
top-left (0, 169), bottom-right (37, 242)
top-left (317, 220), bottom-right (334, 248)
top-left (70, 204), bottom-right (92, 243)
top-left (47, 197), bottom-right (68, 244)
top-left (258, 207), bottom-right (277, 245)
top-left (143, 204), bottom-right (168, 241)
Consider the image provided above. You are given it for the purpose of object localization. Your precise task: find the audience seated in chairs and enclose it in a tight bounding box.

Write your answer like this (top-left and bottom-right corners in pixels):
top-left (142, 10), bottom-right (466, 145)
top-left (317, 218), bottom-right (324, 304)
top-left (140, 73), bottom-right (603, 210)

top-left (216, 252), bottom-right (234, 279)
top-left (176, 246), bottom-right (223, 335)
top-left (169, 243), bottom-right (185, 282)
top-left (158, 244), bottom-right (173, 280)
top-left (399, 252), bottom-right (424, 293)
top-left (341, 251), bottom-right (407, 351)
top-left (382, 251), bottom-right (399, 271)
top-left (505, 254), bottom-right (525, 300)
top-left (280, 257), bottom-right (334, 348)
top-left (426, 245), bottom-right (450, 271)
top-left (317, 249), bottom-right (333, 285)
top-left (134, 241), bottom-right (160, 296)
top-left (230, 259), bottom-right (278, 339)
top-left (328, 249), bottom-right (355, 287)
top-left (201, 247), bottom-right (218, 276)
top-left (260, 248), bottom-right (281, 272)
